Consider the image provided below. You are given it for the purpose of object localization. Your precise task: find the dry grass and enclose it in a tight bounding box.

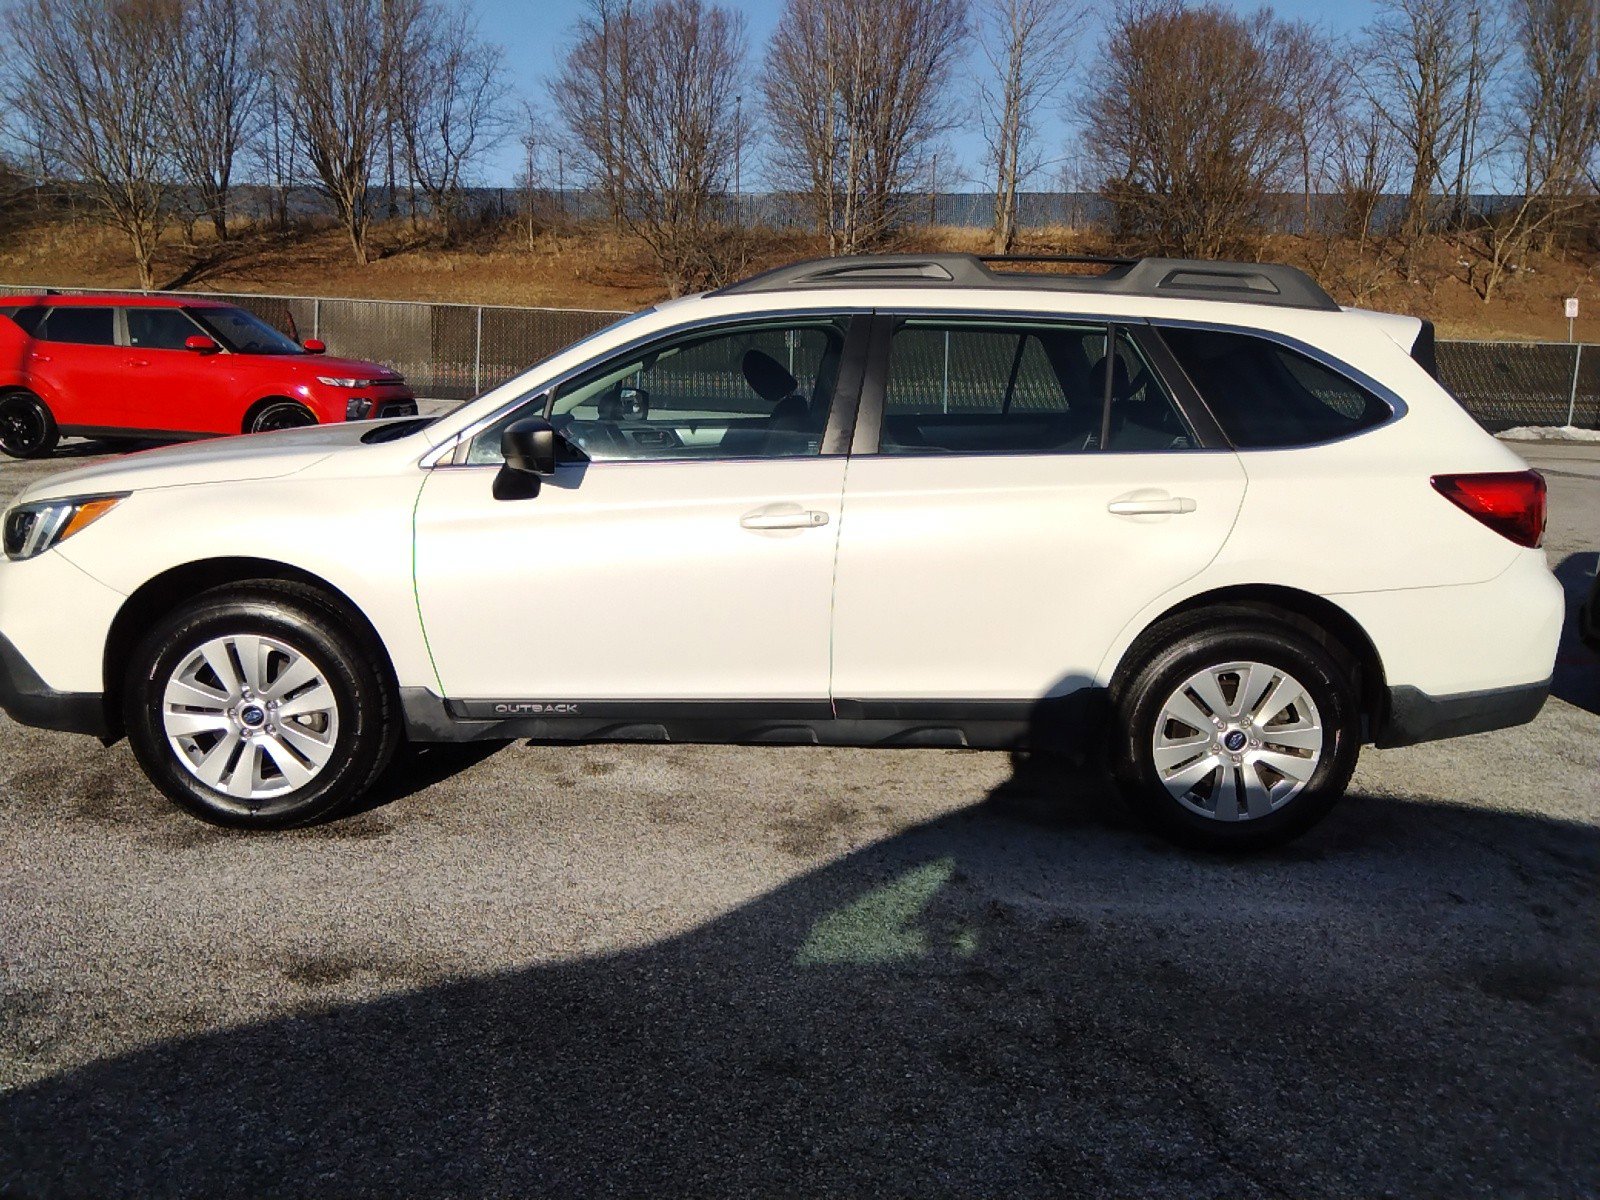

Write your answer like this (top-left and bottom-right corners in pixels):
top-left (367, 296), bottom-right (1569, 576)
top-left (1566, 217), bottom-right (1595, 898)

top-left (1, 212), bottom-right (1596, 341)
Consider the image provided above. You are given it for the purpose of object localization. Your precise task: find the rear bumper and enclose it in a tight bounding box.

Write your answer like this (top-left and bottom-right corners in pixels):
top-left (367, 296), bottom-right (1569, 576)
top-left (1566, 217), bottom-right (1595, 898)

top-left (0, 631), bottom-right (107, 737)
top-left (1375, 678), bottom-right (1549, 748)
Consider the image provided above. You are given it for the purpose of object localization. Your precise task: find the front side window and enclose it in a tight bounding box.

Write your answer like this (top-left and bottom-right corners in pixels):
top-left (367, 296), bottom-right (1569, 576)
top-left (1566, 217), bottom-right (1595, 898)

top-left (1159, 327), bottom-right (1392, 448)
top-left (37, 307), bottom-right (115, 346)
top-left (126, 307), bottom-right (203, 350)
top-left (878, 320), bottom-right (1194, 455)
top-left (190, 306), bottom-right (304, 355)
top-left (466, 318), bottom-right (849, 464)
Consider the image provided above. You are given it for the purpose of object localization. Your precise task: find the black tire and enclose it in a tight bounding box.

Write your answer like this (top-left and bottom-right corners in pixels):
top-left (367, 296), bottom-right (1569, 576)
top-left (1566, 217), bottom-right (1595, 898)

top-left (1110, 613), bottom-right (1360, 851)
top-left (247, 400), bottom-right (316, 434)
top-left (0, 390), bottom-right (60, 459)
top-left (123, 582), bottom-right (399, 829)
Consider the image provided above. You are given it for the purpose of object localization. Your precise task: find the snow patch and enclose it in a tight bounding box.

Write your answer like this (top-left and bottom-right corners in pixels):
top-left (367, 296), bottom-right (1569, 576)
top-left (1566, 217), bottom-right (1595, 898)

top-left (1497, 425), bottom-right (1600, 442)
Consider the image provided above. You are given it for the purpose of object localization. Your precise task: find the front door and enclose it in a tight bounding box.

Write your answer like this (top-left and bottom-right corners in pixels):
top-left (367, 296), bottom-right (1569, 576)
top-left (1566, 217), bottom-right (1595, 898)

top-left (121, 306), bottom-right (233, 433)
top-left (830, 316), bottom-right (1248, 707)
top-left (413, 314), bottom-right (865, 708)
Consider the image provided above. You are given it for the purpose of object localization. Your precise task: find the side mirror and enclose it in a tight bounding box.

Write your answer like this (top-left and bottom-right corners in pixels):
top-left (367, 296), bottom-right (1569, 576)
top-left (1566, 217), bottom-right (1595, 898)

top-left (502, 417), bottom-right (557, 477)
top-left (184, 335), bottom-right (219, 354)
top-left (302, 338), bottom-right (326, 354)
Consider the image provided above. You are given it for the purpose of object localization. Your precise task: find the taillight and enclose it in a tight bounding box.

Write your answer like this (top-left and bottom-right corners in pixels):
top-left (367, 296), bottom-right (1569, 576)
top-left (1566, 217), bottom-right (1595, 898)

top-left (1430, 470), bottom-right (1546, 548)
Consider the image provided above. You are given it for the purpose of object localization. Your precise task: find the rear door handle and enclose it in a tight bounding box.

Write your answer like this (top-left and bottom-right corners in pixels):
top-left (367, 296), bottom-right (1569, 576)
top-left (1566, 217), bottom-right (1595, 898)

top-left (1108, 495), bottom-right (1197, 516)
top-left (740, 504), bottom-right (830, 530)
top-left (28, 353), bottom-right (50, 363)
top-left (127, 359), bottom-right (149, 367)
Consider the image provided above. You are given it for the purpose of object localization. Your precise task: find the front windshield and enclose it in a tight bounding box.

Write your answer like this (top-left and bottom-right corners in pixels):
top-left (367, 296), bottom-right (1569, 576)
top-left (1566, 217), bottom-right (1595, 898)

top-left (190, 306), bottom-right (305, 355)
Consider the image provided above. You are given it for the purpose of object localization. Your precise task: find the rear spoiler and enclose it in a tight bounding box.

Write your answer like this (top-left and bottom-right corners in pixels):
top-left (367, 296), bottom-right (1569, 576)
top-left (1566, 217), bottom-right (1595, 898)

top-left (1411, 318), bottom-right (1439, 379)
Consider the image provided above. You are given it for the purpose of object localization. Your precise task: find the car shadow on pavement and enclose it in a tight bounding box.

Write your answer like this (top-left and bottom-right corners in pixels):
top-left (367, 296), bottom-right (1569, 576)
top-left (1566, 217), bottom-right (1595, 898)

top-left (1552, 550), bottom-right (1600, 715)
top-left (4, 769), bottom-right (1596, 1197)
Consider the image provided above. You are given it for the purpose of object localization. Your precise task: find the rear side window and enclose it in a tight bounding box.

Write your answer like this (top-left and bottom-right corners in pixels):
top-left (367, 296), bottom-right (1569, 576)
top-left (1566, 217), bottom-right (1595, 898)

top-left (36, 307), bottom-right (116, 346)
top-left (1159, 328), bottom-right (1391, 448)
top-left (879, 321), bottom-right (1195, 455)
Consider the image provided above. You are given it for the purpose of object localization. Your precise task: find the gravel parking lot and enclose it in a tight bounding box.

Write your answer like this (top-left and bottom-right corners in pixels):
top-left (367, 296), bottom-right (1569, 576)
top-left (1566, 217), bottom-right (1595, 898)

top-left (2, 434), bottom-right (1597, 1198)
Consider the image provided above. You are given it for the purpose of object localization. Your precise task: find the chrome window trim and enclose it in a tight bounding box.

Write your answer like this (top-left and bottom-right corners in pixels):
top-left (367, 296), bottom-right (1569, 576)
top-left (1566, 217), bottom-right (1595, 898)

top-left (419, 305), bottom-right (873, 469)
top-left (1147, 317), bottom-right (1409, 448)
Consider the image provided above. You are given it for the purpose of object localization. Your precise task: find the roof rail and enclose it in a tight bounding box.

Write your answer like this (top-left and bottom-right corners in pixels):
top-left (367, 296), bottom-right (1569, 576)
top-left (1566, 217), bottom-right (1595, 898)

top-left (715, 253), bottom-right (1340, 311)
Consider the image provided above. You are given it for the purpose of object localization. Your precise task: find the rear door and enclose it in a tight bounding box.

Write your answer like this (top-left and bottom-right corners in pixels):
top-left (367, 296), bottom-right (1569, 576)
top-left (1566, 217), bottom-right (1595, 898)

top-left (829, 315), bottom-right (1248, 709)
top-left (24, 306), bottom-right (125, 428)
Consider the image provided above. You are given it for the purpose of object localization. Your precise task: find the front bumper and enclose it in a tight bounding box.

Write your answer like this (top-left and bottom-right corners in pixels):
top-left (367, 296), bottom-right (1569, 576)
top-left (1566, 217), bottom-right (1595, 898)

top-left (1375, 678), bottom-right (1550, 748)
top-left (0, 630), bottom-right (107, 737)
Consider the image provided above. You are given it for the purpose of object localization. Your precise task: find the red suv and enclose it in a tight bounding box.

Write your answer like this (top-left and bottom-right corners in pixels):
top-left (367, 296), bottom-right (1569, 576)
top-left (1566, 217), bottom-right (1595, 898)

top-left (0, 294), bottom-right (418, 458)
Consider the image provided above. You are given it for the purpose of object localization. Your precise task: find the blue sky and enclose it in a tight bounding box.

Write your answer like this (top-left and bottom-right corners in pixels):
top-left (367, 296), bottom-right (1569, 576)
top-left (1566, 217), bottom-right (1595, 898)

top-left (474, 0), bottom-right (1385, 188)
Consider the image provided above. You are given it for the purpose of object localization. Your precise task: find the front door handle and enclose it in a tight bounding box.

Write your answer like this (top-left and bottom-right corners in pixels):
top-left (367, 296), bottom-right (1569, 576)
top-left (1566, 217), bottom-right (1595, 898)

top-left (127, 359), bottom-right (149, 368)
top-left (740, 504), bottom-right (830, 530)
top-left (1107, 494), bottom-right (1197, 516)
top-left (28, 353), bottom-right (50, 363)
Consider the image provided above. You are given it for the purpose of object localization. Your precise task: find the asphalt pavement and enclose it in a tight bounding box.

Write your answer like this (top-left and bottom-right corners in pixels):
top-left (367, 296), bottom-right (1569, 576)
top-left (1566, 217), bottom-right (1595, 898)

top-left (1, 434), bottom-right (1597, 1198)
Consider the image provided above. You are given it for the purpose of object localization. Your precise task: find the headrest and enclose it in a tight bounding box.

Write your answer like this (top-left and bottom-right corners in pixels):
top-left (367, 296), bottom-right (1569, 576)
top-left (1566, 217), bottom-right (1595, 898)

top-left (742, 349), bottom-right (798, 403)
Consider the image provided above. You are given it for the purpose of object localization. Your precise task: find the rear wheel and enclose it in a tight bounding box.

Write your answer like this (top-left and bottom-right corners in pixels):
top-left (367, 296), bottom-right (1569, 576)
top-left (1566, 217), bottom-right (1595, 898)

top-left (123, 583), bottom-right (399, 829)
top-left (0, 391), bottom-right (59, 459)
top-left (1111, 616), bottom-right (1360, 851)
top-left (247, 400), bottom-right (316, 434)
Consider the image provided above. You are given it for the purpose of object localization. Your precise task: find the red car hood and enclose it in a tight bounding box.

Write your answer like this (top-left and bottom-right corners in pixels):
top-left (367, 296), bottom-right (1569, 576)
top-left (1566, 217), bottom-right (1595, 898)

top-left (275, 354), bottom-right (404, 380)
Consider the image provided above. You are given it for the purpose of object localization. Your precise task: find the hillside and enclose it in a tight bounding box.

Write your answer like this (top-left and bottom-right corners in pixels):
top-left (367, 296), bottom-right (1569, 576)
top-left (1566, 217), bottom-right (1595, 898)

top-left (1, 215), bottom-right (1596, 342)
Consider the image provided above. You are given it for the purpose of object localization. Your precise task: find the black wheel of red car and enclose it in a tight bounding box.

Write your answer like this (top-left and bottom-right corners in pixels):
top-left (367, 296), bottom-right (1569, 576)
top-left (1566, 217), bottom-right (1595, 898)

top-left (248, 401), bottom-right (316, 434)
top-left (0, 391), bottom-right (60, 459)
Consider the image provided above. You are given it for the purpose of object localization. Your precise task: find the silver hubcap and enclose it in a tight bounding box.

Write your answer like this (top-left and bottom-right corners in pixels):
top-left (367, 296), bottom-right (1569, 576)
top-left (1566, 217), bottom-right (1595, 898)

top-left (162, 635), bottom-right (340, 801)
top-left (1152, 660), bottom-right (1324, 822)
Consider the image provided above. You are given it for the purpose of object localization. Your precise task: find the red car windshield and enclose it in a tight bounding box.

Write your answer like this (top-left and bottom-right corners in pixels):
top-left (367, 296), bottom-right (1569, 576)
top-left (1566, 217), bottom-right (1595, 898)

top-left (189, 306), bottom-right (305, 355)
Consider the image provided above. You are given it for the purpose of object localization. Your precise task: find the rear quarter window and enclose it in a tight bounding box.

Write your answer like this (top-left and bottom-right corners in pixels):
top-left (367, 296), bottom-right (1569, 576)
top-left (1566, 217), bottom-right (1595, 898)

top-left (1159, 327), bottom-right (1392, 448)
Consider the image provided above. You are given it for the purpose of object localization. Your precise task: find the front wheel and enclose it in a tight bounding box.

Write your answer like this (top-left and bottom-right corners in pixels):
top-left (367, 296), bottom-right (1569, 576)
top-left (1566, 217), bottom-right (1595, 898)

top-left (0, 391), bottom-right (60, 459)
top-left (1110, 617), bottom-right (1360, 851)
top-left (123, 583), bottom-right (399, 828)
top-left (248, 401), bottom-right (316, 434)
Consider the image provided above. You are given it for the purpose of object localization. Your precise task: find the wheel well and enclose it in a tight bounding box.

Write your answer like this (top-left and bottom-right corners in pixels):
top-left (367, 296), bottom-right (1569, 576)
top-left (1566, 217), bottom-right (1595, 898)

top-left (101, 557), bottom-right (396, 739)
top-left (1117, 585), bottom-right (1389, 739)
top-left (241, 396), bottom-right (309, 433)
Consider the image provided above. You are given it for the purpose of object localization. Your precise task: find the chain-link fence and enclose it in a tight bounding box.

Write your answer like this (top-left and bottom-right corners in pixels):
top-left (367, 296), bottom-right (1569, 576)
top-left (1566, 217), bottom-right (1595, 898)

top-left (3, 282), bottom-right (1596, 428)
top-left (1434, 340), bottom-right (1595, 431)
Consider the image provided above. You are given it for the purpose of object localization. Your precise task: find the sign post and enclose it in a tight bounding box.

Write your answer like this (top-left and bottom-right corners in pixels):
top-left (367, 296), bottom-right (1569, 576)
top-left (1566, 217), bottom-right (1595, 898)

top-left (1566, 296), bottom-right (1579, 343)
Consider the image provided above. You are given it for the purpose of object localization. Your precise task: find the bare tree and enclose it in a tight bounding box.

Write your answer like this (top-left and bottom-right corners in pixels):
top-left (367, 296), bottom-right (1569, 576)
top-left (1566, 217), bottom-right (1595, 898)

top-left (1463, 0), bottom-right (1600, 299)
top-left (1083, 0), bottom-right (1303, 258)
top-left (394, 4), bottom-right (509, 243)
top-left (4, 0), bottom-right (176, 288)
top-left (163, 0), bottom-right (264, 242)
top-left (1362, 0), bottom-right (1503, 247)
top-left (615, 0), bottom-right (748, 294)
top-left (272, 0), bottom-right (407, 263)
top-left (764, 0), bottom-right (969, 253)
top-left (1274, 20), bottom-right (1343, 238)
top-left (552, 0), bottom-right (638, 227)
top-left (513, 102), bottom-right (563, 248)
top-left (976, 0), bottom-right (1083, 252)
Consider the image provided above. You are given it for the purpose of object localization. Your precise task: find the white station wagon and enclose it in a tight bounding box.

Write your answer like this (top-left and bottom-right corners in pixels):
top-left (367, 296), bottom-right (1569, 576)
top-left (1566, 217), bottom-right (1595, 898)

top-left (0, 255), bottom-right (1564, 849)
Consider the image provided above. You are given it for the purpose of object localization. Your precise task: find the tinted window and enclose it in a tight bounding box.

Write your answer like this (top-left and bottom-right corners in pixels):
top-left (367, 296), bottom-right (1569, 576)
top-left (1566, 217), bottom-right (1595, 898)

top-left (1160, 328), bottom-right (1391, 448)
top-left (0, 307), bottom-right (45, 336)
top-left (466, 318), bottom-right (849, 464)
top-left (38, 307), bottom-right (115, 345)
top-left (879, 321), bottom-right (1193, 455)
top-left (126, 307), bottom-right (202, 350)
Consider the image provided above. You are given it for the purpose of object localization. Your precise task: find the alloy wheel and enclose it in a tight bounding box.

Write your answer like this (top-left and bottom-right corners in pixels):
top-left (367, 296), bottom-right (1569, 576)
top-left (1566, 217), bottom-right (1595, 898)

top-left (161, 634), bottom-right (341, 803)
top-left (1151, 659), bottom-right (1324, 822)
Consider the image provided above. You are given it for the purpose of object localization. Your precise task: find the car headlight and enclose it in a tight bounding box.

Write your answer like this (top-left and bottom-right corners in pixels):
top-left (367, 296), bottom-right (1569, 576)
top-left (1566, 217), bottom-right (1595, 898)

top-left (317, 376), bottom-right (379, 388)
top-left (3, 495), bottom-right (126, 561)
